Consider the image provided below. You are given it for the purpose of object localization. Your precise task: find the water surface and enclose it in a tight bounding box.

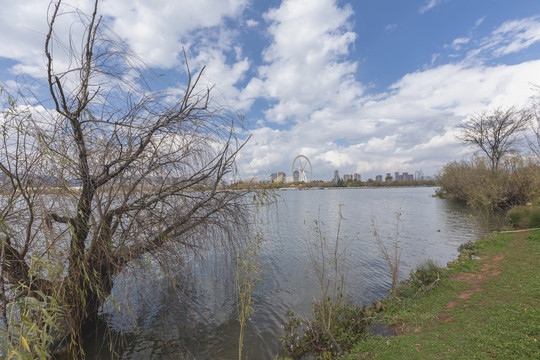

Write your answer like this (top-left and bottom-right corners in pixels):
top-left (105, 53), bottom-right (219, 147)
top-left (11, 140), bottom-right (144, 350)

top-left (88, 187), bottom-right (486, 359)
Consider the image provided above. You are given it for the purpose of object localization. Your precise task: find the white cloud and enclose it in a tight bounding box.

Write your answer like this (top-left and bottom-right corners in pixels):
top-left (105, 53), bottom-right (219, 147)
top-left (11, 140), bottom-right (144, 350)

top-left (240, 55), bottom-right (540, 179)
top-left (385, 24), bottom-right (397, 32)
top-left (0, 0), bottom-right (254, 121)
top-left (419, 0), bottom-right (449, 14)
top-left (189, 47), bottom-right (251, 109)
top-left (246, 19), bottom-right (259, 27)
top-left (489, 16), bottom-right (540, 57)
top-left (239, 0), bottom-right (540, 183)
top-left (0, 0), bottom-right (250, 80)
top-left (253, 0), bottom-right (361, 124)
top-left (364, 135), bottom-right (399, 153)
top-left (448, 37), bottom-right (471, 50)
top-left (0, 1), bottom-right (97, 77)
top-left (99, 0), bottom-right (249, 69)
top-left (474, 16), bottom-right (487, 29)
top-left (467, 16), bottom-right (540, 61)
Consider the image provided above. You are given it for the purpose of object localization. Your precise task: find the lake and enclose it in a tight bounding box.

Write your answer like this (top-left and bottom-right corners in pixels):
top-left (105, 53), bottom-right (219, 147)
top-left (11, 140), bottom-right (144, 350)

top-left (87, 187), bottom-right (487, 359)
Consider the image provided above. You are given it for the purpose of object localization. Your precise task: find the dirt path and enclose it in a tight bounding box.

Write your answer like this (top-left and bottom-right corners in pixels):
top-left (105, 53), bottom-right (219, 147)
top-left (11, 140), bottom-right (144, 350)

top-left (439, 234), bottom-right (525, 323)
top-left (500, 227), bottom-right (540, 233)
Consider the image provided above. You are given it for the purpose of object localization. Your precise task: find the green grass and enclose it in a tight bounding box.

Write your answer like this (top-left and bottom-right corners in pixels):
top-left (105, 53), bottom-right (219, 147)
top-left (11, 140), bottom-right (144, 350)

top-left (342, 230), bottom-right (540, 359)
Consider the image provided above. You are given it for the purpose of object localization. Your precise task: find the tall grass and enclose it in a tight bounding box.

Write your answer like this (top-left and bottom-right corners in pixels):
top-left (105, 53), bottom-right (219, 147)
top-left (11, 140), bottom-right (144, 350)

top-left (235, 231), bottom-right (263, 360)
top-left (372, 212), bottom-right (402, 299)
top-left (279, 205), bottom-right (372, 358)
top-left (235, 191), bottom-right (273, 360)
top-left (305, 205), bottom-right (349, 353)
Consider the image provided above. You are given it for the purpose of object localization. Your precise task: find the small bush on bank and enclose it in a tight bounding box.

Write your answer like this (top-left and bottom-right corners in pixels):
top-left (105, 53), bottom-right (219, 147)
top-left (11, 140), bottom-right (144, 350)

top-left (411, 259), bottom-right (443, 287)
top-left (395, 260), bottom-right (446, 300)
top-left (507, 207), bottom-right (525, 227)
top-left (507, 206), bottom-right (540, 229)
top-left (458, 241), bottom-right (476, 252)
top-left (279, 302), bottom-right (371, 359)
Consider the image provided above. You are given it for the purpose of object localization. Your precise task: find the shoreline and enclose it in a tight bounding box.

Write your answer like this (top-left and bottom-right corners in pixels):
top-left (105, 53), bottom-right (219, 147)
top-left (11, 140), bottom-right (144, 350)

top-left (341, 228), bottom-right (540, 359)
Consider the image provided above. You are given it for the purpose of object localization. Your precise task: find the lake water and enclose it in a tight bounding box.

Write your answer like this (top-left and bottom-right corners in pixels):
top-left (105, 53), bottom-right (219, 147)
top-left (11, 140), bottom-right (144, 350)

top-left (86, 187), bottom-right (486, 359)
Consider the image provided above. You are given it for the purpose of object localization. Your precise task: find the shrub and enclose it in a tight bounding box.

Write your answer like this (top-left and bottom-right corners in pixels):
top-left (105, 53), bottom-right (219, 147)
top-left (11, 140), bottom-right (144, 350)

top-left (458, 241), bottom-right (477, 253)
top-left (410, 259), bottom-right (442, 288)
top-left (507, 207), bottom-right (525, 227)
top-left (507, 206), bottom-right (540, 229)
top-left (437, 156), bottom-right (540, 209)
top-left (279, 302), bottom-right (370, 358)
top-left (395, 259), bottom-right (445, 300)
top-left (395, 281), bottom-right (419, 300)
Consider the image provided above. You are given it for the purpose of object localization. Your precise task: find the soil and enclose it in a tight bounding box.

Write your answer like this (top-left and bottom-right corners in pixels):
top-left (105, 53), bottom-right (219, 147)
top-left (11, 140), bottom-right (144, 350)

top-left (438, 254), bottom-right (504, 323)
top-left (438, 235), bottom-right (526, 323)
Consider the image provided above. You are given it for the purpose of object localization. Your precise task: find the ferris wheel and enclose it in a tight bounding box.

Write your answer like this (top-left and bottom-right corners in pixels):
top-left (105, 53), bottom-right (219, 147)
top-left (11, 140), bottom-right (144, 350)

top-left (292, 155), bottom-right (312, 183)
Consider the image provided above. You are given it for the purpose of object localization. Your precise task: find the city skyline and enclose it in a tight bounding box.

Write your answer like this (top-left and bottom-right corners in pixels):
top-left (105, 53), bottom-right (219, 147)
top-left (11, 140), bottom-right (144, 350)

top-left (252, 167), bottom-right (431, 183)
top-left (334, 169), bottom-right (431, 183)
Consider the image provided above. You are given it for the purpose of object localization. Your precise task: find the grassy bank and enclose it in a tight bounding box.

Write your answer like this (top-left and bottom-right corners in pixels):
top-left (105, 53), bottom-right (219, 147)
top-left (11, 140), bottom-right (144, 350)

top-left (342, 229), bottom-right (540, 359)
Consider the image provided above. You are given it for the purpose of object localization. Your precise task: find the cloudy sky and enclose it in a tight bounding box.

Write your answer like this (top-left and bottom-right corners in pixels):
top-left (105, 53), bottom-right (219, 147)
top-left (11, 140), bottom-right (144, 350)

top-left (1, 0), bottom-right (540, 181)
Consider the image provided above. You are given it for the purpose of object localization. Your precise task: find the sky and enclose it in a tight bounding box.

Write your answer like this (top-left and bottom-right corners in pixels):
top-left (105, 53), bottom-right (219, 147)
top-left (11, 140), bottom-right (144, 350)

top-left (1, 0), bottom-right (540, 181)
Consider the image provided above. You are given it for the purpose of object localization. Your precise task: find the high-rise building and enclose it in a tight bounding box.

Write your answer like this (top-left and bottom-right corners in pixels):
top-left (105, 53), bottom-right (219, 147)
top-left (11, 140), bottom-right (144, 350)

top-left (375, 175), bottom-right (383, 182)
top-left (353, 173), bottom-right (361, 181)
top-left (333, 170), bottom-right (340, 183)
top-left (293, 170), bottom-right (300, 182)
top-left (271, 173), bottom-right (277, 181)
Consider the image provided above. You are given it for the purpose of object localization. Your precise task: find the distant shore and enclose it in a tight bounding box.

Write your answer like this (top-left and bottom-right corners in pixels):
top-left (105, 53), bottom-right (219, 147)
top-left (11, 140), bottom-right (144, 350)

top-left (227, 179), bottom-right (437, 191)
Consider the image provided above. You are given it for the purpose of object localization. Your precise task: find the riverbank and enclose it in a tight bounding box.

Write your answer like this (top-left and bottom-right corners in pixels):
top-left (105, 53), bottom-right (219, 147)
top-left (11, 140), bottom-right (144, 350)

top-left (342, 229), bottom-right (540, 359)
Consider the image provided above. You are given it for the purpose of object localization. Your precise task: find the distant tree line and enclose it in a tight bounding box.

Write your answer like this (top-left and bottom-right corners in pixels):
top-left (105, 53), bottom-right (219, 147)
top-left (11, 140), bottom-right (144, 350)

top-left (226, 178), bottom-right (436, 190)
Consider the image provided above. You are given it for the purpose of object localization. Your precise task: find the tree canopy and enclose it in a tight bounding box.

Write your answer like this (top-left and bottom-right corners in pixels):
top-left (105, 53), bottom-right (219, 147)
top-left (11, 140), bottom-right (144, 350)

top-left (458, 107), bottom-right (531, 173)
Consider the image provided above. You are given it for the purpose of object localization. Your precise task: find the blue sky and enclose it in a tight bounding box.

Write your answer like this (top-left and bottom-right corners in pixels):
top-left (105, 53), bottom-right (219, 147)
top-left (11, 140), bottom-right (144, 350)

top-left (1, 0), bottom-right (540, 181)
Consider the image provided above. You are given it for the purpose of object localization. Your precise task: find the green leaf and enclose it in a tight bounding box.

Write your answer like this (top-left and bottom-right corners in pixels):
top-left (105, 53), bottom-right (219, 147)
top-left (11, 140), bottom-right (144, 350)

top-left (21, 335), bottom-right (31, 353)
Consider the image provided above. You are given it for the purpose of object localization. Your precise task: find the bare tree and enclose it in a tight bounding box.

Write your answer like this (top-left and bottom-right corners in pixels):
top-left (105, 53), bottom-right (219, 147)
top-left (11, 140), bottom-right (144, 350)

top-left (531, 116), bottom-right (540, 160)
top-left (527, 87), bottom-right (540, 161)
top-left (0, 0), bottom-right (251, 357)
top-left (458, 107), bottom-right (531, 173)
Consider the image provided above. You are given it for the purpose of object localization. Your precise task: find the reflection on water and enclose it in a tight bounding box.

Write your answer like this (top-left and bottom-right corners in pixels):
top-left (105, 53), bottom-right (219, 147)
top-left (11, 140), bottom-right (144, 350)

top-left (86, 187), bottom-right (487, 359)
